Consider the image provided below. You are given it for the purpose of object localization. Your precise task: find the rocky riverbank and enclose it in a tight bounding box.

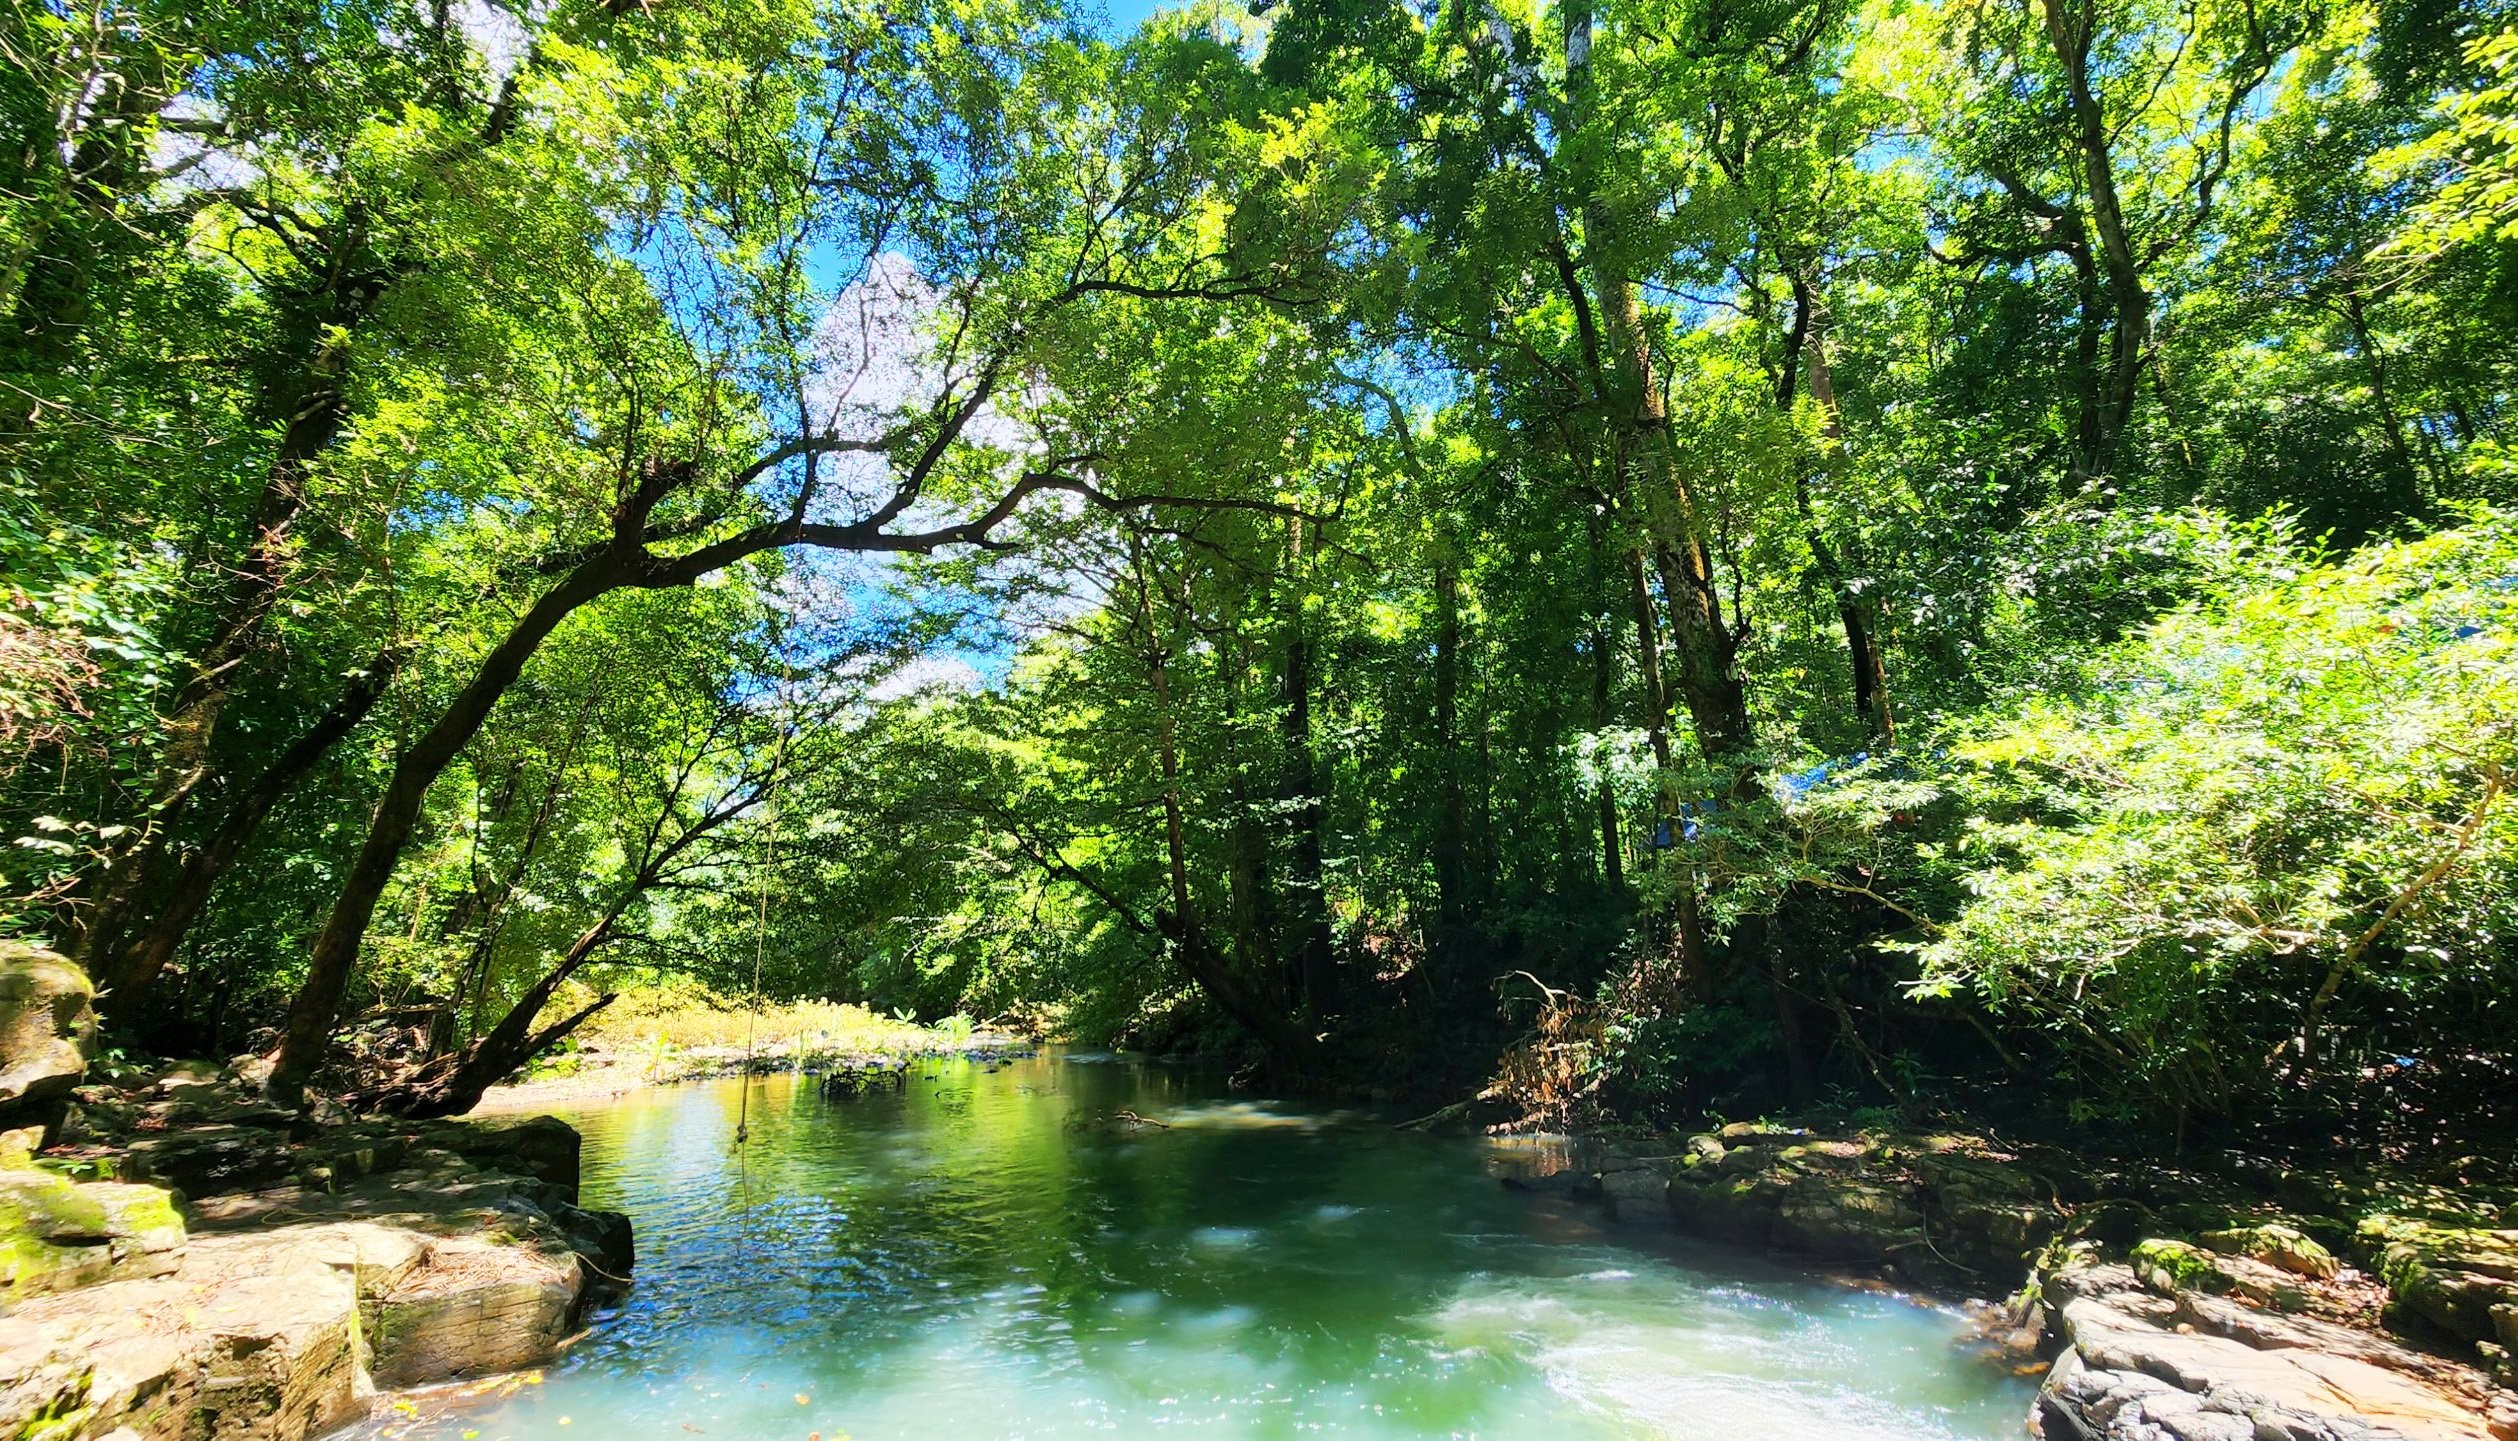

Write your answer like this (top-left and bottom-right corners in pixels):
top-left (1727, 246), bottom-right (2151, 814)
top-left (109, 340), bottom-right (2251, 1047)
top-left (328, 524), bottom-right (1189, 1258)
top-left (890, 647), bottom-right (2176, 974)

top-left (0, 944), bottom-right (634, 1441)
top-left (1537, 1122), bottom-right (2518, 1440)
top-left (3, 1076), bottom-right (633, 1440)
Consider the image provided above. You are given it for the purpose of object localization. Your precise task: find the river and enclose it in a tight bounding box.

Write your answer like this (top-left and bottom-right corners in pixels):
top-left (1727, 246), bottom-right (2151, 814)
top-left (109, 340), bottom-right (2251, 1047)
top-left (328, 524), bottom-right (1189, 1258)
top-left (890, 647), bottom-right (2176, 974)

top-left (357, 1052), bottom-right (2035, 1440)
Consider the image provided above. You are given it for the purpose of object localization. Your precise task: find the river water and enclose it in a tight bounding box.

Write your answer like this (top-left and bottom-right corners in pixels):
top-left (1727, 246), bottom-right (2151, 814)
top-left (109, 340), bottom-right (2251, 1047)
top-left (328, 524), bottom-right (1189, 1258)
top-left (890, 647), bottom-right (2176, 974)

top-left (360, 1053), bottom-right (2034, 1440)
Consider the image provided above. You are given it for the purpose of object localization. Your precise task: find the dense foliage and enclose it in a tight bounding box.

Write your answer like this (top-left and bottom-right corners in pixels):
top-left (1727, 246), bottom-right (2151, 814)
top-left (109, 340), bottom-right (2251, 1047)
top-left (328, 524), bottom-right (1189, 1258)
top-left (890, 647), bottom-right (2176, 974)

top-left (3, 0), bottom-right (2513, 1141)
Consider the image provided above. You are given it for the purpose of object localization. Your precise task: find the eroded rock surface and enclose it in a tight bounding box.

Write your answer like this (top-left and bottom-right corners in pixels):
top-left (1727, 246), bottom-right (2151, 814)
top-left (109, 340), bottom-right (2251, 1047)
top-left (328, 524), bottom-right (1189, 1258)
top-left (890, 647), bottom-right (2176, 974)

top-left (0, 942), bottom-right (91, 1123)
top-left (2033, 1257), bottom-right (2515, 1441)
top-left (1610, 1126), bottom-right (2064, 1290)
top-left (0, 1168), bottom-right (184, 1298)
top-left (0, 1094), bottom-right (631, 1441)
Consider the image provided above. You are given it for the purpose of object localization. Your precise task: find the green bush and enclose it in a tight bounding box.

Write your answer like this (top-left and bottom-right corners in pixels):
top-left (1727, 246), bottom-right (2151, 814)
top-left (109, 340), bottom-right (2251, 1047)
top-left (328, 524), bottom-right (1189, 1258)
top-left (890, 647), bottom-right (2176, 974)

top-left (1915, 509), bottom-right (2518, 1117)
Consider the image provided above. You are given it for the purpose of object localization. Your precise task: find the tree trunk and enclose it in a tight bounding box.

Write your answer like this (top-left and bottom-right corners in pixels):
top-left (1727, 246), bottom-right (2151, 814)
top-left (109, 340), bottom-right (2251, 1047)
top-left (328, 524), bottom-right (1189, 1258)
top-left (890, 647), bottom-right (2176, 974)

top-left (1135, 551), bottom-right (1307, 1071)
top-left (96, 650), bottom-right (404, 1025)
top-left (1579, 225), bottom-right (1755, 768)
top-left (1787, 277), bottom-right (1893, 745)
top-left (73, 314), bottom-right (368, 975)
top-left (1430, 555), bottom-right (1470, 960)
top-left (268, 555), bottom-right (626, 1099)
top-left (2040, 0), bottom-right (2150, 487)
top-left (1584, 512), bottom-right (1626, 890)
top-left (2342, 290), bottom-right (2423, 518)
top-left (1277, 518), bottom-right (1334, 1013)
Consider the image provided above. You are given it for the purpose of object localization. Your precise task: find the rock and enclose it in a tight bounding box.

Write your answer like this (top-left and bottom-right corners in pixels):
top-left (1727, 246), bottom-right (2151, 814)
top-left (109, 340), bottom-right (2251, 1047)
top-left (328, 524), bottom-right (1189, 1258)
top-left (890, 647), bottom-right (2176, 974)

top-left (2203, 1223), bottom-right (2341, 1280)
top-left (0, 1124), bottom-right (42, 1167)
top-left (2043, 1289), bottom-right (2490, 1438)
top-left (119, 1125), bottom-right (302, 1198)
top-left (0, 1228), bottom-right (369, 1441)
top-left (366, 1235), bottom-right (583, 1387)
top-left (2171, 1289), bottom-right (2490, 1396)
top-left (1719, 1120), bottom-right (1793, 1141)
top-left (551, 1200), bottom-right (634, 1286)
top-left (2036, 1257), bottom-right (2507, 1441)
top-left (2133, 1238), bottom-right (2310, 1312)
top-left (1775, 1176), bottom-right (1924, 1261)
top-left (2359, 1217), bottom-right (2518, 1357)
top-left (0, 1104), bottom-right (632, 1440)
top-left (428, 1113), bottom-right (580, 1196)
top-left (1600, 1159), bottom-right (1673, 1223)
top-left (0, 1170), bottom-right (184, 1298)
top-left (0, 942), bottom-right (91, 1122)
top-left (1648, 1126), bottom-right (2062, 1289)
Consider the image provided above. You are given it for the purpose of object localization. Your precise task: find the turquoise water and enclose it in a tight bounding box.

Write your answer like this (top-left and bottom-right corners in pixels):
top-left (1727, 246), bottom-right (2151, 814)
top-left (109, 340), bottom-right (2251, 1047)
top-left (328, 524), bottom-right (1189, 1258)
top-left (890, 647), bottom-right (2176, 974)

top-left (359, 1054), bottom-right (2033, 1440)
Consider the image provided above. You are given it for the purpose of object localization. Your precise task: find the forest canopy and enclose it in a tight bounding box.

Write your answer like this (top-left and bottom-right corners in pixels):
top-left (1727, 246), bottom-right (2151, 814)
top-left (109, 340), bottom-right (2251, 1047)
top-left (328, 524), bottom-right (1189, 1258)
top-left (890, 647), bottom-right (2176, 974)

top-left (3, 0), bottom-right (2513, 1141)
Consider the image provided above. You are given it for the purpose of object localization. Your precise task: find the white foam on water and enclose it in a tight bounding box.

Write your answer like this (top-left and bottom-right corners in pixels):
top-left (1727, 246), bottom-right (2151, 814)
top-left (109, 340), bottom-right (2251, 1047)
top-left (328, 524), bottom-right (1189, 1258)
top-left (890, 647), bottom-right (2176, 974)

top-left (1431, 1267), bottom-right (2011, 1441)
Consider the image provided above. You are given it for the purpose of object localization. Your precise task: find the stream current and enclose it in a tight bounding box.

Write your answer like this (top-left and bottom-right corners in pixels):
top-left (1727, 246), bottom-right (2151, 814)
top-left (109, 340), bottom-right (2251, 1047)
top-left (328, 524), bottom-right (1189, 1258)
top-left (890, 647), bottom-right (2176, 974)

top-left (356, 1052), bottom-right (2034, 1440)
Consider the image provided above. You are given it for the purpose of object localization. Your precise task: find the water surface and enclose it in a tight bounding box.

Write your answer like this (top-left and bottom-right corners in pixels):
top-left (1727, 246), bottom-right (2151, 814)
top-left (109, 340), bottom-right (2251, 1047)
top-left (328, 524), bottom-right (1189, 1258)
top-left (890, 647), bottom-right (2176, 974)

top-left (362, 1054), bottom-right (2032, 1440)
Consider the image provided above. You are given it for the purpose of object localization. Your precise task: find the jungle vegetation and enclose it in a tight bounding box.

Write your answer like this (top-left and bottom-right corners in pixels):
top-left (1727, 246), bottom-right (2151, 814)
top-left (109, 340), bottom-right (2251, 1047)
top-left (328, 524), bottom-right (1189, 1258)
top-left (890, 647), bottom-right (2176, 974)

top-left (3, 0), bottom-right (2513, 1144)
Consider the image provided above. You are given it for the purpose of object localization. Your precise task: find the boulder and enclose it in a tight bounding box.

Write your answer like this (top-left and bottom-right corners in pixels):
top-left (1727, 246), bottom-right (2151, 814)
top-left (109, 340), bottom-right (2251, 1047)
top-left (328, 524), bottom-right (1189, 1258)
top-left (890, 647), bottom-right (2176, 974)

top-left (1599, 1159), bottom-right (1673, 1224)
top-left (0, 943), bottom-right (91, 1121)
top-left (2132, 1237), bottom-right (2311, 1312)
top-left (0, 1170), bottom-right (184, 1299)
top-left (365, 1236), bottom-right (583, 1387)
top-left (428, 1113), bottom-right (580, 1197)
top-left (2358, 1218), bottom-right (2518, 1357)
top-left (2204, 1223), bottom-right (2342, 1280)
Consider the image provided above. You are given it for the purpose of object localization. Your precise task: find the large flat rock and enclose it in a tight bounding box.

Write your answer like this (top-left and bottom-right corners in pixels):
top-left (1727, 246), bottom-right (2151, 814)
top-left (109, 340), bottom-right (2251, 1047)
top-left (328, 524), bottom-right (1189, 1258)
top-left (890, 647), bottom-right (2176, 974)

top-left (2037, 1262), bottom-right (2516, 1441)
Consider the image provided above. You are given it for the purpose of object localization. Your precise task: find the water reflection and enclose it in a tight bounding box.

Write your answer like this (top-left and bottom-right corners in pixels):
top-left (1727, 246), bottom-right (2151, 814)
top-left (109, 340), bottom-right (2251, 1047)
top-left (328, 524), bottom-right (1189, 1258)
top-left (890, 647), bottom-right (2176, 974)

top-left (354, 1054), bottom-right (2031, 1440)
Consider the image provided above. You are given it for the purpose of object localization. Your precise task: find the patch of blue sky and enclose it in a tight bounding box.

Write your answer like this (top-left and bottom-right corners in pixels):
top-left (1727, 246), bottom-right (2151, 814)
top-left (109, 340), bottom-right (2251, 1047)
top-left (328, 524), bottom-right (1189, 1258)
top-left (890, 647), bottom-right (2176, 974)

top-left (1087, 0), bottom-right (1175, 38)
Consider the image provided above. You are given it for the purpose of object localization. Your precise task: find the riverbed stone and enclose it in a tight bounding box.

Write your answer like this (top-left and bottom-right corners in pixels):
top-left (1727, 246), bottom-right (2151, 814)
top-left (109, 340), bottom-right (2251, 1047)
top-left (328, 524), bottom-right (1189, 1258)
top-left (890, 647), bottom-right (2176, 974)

top-left (0, 942), bottom-right (91, 1123)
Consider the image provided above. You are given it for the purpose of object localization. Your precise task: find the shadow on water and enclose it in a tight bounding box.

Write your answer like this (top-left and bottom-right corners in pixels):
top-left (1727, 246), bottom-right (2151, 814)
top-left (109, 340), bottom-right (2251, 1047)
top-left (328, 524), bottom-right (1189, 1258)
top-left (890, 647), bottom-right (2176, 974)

top-left (355, 1054), bottom-right (2035, 1440)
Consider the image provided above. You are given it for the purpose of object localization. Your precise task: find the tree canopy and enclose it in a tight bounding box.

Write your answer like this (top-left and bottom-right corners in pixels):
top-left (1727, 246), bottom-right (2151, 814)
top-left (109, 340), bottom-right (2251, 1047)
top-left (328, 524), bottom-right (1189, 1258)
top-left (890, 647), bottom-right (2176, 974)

top-left (5, 0), bottom-right (2514, 1141)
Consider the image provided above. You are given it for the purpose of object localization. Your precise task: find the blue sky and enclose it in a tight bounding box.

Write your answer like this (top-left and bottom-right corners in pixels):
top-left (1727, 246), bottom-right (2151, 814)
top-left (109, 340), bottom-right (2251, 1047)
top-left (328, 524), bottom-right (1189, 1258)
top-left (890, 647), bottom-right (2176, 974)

top-left (1091, 0), bottom-right (1173, 36)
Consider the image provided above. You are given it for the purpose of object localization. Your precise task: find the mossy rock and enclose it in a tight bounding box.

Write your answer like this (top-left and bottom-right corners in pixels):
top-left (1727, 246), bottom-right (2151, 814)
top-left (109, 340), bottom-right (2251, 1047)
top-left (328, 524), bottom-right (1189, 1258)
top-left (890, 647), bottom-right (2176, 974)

top-left (2131, 1236), bottom-right (2308, 1311)
top-left (2199, 1223), bottom-right (2339, 1280)
top-left (2359, 1215), bottom-right (2518, 1348)
top-left (2133, 1238), bottom-right (2236, 1296)
top-left (0, 1168), bottom-right (184, 1298)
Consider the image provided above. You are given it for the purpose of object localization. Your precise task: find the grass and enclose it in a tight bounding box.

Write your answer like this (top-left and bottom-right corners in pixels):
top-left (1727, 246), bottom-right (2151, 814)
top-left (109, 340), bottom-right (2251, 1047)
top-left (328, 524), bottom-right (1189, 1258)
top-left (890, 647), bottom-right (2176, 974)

top-left (522, 983), bottom-right (999, 1086)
